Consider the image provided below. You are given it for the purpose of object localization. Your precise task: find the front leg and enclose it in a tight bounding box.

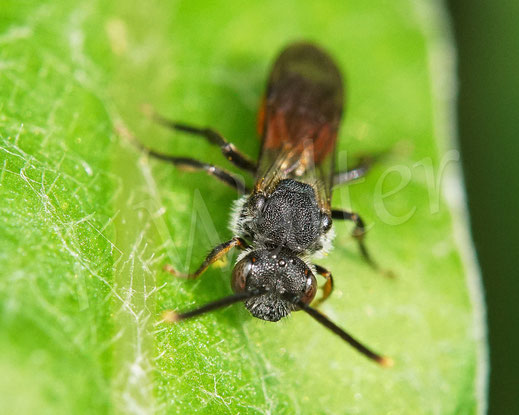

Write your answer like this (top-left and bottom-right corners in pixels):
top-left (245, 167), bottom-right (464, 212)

top-left (164, 237), bottom-right (248, 279)
top-left (312, 264), bottom-right (334, 307)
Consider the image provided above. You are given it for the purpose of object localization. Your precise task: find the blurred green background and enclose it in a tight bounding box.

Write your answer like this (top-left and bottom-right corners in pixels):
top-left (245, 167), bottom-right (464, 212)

top-left (448, 1), bottom-right (519, 414)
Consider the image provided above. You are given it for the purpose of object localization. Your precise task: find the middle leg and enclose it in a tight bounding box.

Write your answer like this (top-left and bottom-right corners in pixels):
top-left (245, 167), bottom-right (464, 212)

top-left (333, 156), bottom-right (374, 187)
top-left (116, 121), bottom-right (250, 194)
top-left (331, 209), bottom-right (392, 277)
top-left (144, 106), bottom-right (257, 174)
top-left (145, 149), bottom-right (250, 194)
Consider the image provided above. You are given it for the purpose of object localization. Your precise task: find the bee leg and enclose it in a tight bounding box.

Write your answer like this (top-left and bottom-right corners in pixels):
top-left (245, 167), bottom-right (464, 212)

top-left (143, 106), bottom-right (257, 174)
top-left (164, 237), bottom-right (248, 279)
top-left (312, 264), bottom-right (334, 307)
top-left (116, 123), bottom-right (250, 193)
top-left (333, 156), bottom-right (374, 187)
top-left (143, 150), bottom-right (250, 194)
top-left (331, 209), bottom-right (394, 278)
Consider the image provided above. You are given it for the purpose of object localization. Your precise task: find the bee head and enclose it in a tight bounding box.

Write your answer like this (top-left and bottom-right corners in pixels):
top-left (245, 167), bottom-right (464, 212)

top-left (231, 249), bottom-right (317, 321)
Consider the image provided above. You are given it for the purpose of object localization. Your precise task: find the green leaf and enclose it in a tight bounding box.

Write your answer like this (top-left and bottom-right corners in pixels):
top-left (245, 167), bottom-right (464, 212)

top-left (0, 1), bottom-right (487, 414)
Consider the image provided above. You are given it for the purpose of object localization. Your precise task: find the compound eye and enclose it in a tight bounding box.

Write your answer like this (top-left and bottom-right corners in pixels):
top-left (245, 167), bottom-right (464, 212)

top-left (300, 272), bottom-right (317, 305)
top-left (231, 257), bottom-right (253, 293)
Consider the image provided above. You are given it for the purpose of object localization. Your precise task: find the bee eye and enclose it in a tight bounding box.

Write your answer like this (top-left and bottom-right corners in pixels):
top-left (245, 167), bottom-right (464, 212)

top-left (300, 273), bottom-right (317, 305)
top-left (231, 257), bottom-right (253, 293)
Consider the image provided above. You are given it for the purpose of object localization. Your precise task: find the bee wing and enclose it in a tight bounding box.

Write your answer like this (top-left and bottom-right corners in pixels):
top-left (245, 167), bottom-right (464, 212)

top-left (256, 43), bottom-right (344, 209)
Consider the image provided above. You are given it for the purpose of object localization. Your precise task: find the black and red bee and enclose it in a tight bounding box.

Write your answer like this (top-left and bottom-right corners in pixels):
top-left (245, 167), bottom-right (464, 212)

top-left (141, 43), bottom-right (392, 366)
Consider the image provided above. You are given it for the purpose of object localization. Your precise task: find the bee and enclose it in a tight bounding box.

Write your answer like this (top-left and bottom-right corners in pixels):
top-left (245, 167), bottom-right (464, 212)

top-left (142, 43), bottom-right (392, 366)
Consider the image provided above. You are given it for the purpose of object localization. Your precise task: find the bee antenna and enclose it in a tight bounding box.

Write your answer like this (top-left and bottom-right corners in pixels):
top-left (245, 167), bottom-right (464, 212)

top-left (294, 299), bottom-right (393, 367)
top-left (162, 290), bottom-right (263, 323)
